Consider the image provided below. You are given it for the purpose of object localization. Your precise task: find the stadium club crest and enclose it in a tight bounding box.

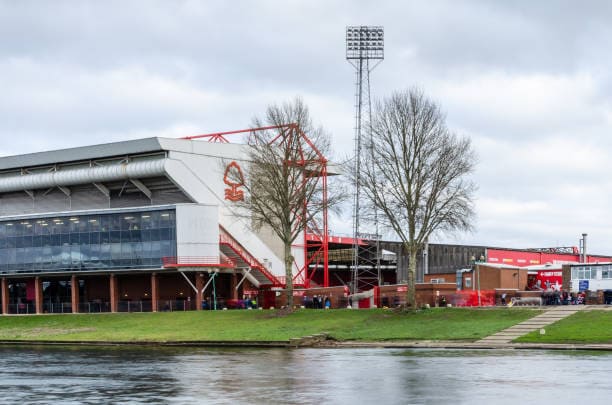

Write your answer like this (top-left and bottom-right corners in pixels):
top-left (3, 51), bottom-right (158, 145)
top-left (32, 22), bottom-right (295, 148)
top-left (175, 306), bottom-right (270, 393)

top-left (223, 161), bottom-right (245, 202)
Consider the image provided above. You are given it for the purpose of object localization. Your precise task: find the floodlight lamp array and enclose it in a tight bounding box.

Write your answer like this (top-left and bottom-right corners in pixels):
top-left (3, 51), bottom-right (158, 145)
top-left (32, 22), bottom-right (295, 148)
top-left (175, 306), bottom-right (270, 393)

top-left (346, 26), bottom-right (384, 60)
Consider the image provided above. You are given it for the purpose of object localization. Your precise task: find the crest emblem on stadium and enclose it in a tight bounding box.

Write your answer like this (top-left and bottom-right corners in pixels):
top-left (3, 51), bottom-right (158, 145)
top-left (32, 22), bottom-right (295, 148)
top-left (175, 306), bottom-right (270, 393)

top-left (223, 161), bottom-right (245, 202)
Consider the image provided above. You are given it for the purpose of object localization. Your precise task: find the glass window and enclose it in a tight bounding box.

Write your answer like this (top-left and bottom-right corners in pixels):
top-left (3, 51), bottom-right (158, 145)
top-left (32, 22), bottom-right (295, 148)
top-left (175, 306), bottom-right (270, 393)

top-left (0, 209), bottom-right (176, 274)
top-left (100, 215), bottom-right (111, 232)
top-left (88, 216), bottom-right (101, 232)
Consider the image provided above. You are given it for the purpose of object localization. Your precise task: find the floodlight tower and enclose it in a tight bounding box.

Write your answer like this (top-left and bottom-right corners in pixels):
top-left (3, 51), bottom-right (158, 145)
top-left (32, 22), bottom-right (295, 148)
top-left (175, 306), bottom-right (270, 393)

top-left (346, 26), bottom-right (384, 294)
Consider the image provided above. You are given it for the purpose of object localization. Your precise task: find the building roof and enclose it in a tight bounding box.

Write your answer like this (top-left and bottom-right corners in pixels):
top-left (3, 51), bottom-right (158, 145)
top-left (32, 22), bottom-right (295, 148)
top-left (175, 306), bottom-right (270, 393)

top-left (0, 138), bottom-right (166, 171)
top-left (477, 262), bottom-right (521, 270)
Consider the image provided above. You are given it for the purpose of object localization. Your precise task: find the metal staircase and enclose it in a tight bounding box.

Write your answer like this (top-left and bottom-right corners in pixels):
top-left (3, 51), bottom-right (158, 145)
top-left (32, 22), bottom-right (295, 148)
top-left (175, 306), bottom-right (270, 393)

top-left (219, 226), bottom-right (283, 288)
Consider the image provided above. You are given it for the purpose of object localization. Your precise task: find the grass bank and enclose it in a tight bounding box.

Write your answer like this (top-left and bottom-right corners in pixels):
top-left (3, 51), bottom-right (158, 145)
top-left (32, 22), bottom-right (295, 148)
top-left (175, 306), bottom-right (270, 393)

top-left (517, 310), bottom-right (612, 344)
top-left (0, 308), bottom-right (539, 343)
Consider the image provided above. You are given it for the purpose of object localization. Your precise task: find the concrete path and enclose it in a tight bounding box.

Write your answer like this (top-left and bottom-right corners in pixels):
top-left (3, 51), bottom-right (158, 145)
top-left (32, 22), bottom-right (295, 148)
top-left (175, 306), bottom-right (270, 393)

top-left (476, 305), bottom-right (587, 345)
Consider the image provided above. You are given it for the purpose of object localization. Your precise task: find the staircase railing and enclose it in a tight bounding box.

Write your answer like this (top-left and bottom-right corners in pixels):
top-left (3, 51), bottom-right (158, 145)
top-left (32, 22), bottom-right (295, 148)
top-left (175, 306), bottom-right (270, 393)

top-left (219, 226), bottom-right (283, 287)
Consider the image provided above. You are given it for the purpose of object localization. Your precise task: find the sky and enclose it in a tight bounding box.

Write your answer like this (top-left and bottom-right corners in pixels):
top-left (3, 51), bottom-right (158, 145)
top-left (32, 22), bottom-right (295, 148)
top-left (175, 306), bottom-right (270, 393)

top-left (1, 0), bottom-right (612, 253)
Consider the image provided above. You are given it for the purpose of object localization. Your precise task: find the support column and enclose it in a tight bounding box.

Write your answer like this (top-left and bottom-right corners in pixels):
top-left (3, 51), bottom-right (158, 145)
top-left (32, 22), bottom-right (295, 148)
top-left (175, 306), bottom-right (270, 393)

top-left (35, 277), bottom-right (43, 315)
top-left (151, 273), bottom-right (159, 312)
top-left (71, 275), bottom-right (79, 314)
top-left (196, 273), bottom-right (204, 311)
top-left (1, 278), bottom-right (8, 315)
top-left (231, 272), bottom-right (238, 300)
top-left (110, 274), bottom-right (118, 313)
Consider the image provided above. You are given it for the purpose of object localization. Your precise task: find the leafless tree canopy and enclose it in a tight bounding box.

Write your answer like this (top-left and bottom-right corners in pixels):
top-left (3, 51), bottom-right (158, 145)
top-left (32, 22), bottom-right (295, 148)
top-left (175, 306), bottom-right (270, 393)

top-left (246, 99), bottom-right (332, 245)
top-left (359, 88), bottom-right (477, 306)
top-left (230, 98), bottom-right (341, 308)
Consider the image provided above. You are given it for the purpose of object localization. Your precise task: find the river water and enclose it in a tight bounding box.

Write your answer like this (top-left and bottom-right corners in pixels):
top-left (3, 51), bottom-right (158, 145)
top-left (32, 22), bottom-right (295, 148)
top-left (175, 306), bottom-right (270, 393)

top-left (0, 346), bottom-right (610, 404)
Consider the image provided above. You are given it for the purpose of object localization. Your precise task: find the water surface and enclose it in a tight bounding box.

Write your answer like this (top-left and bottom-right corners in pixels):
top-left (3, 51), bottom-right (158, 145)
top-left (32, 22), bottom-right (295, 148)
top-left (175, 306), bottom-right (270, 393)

top-left (0, 346), bottom-right (610, 404)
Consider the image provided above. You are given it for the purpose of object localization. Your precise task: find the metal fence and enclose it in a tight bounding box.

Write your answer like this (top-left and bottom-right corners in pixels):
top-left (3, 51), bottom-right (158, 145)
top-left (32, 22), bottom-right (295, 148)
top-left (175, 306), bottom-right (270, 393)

top-left (7, 303), bottom-right (36, 315)
top-left (2, 299), bottom-right (213, 315)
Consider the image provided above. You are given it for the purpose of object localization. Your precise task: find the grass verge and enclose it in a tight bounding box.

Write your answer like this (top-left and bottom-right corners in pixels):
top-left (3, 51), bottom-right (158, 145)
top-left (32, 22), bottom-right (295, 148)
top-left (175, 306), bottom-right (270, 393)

top-left (0, 308), bottom-right (539, 343)
top-left (516, 310), bottom-right (612, 344)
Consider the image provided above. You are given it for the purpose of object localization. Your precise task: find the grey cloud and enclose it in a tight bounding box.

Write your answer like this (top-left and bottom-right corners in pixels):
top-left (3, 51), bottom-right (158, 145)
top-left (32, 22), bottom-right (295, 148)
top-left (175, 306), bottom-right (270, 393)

top-left (2, 0), bottom-right (612, 252)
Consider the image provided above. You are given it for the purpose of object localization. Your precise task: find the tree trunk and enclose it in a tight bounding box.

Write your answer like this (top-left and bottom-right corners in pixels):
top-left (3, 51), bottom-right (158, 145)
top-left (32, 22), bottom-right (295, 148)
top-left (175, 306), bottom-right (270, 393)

top-left (284, 242), bottom-right (294, 309)
top-left (407, 248), bottom-right (417, 308)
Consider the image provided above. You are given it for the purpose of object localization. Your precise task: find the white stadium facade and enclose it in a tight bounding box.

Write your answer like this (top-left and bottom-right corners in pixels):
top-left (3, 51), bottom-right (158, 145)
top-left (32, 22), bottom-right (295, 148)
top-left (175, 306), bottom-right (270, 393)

top-left (0, 131), bottom-right (323, 314)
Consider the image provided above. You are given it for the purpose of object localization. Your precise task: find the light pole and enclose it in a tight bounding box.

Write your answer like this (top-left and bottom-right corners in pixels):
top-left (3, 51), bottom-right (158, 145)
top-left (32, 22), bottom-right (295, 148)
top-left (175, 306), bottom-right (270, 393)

top-left (346, 26), bottom-right (384, 293)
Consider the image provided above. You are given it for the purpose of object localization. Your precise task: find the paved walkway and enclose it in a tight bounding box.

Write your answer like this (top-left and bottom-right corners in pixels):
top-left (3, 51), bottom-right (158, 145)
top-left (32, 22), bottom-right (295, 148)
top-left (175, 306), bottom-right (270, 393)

top-left (329, 305), bottom-right (612, 351)
top-left (476, 305), bottom-right (587, 345)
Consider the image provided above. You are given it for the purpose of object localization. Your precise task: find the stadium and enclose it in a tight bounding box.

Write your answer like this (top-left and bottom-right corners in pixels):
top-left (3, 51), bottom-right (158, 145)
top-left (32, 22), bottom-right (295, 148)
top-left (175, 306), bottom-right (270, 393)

top-left (0, 128), bottom-right (610, 314)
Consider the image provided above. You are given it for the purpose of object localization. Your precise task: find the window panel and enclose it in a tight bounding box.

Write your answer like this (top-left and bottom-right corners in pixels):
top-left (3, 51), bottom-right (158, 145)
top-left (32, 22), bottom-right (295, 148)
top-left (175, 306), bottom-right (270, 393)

top-left (0, 209), bottom-right (176, 274)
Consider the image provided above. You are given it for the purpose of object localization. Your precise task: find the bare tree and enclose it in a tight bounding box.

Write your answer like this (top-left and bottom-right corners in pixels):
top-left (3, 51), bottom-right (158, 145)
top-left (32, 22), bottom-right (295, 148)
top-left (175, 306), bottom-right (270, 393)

top-left (359, 89), bottom-right (477, 308)
top-left (232, 98), bottom-right (340, 309)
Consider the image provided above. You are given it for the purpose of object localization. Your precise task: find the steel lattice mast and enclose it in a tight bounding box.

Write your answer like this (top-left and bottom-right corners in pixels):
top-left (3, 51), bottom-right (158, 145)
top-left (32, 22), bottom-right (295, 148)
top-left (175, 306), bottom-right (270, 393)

top-left (346, 26), bottom-right (384, 294)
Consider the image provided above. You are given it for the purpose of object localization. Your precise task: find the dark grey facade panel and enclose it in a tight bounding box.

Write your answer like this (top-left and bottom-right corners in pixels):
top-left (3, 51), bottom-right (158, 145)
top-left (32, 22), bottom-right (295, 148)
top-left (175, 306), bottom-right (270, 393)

top-left (109, 192), bottom-right (150, 208)
top-left (70, 189), bottom-right (110, 211)
top-left (152, 190), bottom-right (192, 205)
top-left (0, 193), bottom-right (36, 216)
top-left (0, 186), bottom-right (193, 217)
top-left (378, 241), bottom-right (486, 283)
top-left (32, 191), bottom-right (72, 214)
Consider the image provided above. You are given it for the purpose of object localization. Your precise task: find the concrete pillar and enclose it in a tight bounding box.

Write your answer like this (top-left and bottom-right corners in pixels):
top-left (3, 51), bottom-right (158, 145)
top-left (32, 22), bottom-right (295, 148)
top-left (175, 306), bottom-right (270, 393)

top-left (35, 277), bottom-right (43, 314)
top-left (1, 278), bottom-right (8, 315)
top-left (71, 275), bottom-right (79, 314)
top-left (110, 274), bottom-right (118, 313)
top-left (196, 273), bottom-right (204, 311)
top-left (151, 273), bottom-right (159, 312)
top-left (231, 272), bottom-right (238, 300)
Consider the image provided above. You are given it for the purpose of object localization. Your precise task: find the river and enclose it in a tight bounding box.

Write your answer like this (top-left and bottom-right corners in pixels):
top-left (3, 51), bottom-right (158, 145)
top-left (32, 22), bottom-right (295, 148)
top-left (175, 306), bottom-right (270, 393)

top-left (0, 346), bottom-right (610, 404)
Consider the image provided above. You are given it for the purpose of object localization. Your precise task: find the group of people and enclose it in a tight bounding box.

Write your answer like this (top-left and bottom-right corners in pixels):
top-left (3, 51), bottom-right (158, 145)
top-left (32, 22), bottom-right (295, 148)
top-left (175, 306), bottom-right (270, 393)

top-left (542, 291), bottom-right (585, 305)
top-left (302, 294), bottom-right (331, 309)
top-left (201, 297), bottom-right (258, 310)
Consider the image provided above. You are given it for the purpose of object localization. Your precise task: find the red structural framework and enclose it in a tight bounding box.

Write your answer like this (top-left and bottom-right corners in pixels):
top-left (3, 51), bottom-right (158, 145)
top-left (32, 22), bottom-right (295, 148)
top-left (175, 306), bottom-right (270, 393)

top-left (183, 124), bottom-right (330, 288)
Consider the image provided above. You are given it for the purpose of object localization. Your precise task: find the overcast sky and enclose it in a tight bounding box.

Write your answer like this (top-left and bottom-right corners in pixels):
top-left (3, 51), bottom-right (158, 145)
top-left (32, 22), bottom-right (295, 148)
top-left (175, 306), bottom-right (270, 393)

top-left (2, 1), bottom-right (612, 253)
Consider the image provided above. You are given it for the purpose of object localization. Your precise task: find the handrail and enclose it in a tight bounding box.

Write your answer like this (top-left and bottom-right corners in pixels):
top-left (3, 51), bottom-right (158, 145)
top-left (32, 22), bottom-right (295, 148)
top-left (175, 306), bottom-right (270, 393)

top-left (218, 226), bottom-right (283, 286)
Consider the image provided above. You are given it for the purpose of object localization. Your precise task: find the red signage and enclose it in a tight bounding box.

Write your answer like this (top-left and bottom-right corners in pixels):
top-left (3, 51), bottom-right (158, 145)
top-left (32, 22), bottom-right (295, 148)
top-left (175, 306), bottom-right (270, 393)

top-left (486, 248), bottom-right (612, 267)
top-left (528, 271), bottom-right (563, 291)
top-left (223, 161), bottom-right (245, 202)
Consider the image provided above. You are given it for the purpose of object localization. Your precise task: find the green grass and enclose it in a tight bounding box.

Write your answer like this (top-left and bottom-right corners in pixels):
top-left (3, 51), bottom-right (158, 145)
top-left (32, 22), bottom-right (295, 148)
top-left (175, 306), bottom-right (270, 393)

top-left (0, 308), bottom-right (539, 343)
top-left (517, 311), bottom-right (612, 344)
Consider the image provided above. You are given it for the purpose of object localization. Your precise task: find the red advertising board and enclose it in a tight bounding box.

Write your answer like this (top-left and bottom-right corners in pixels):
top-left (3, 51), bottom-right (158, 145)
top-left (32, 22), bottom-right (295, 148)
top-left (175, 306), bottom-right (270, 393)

top-left (486, 248), bottom-right (612, 267)
top-left (528, 270), bottom-right (563, 290)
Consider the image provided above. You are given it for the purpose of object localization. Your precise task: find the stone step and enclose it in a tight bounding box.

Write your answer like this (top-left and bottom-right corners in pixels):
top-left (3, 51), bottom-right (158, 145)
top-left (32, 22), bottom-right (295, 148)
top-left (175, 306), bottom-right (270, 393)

top-left (506, 325), bottom-right (548, 332)
top-left (521, 318), bottom-right (569, 322)
top-left (532, 311), bottom-right (578, 319)
top-left (476, 307), bottom-right (584, 344)
top-left (479, 337), bottom-right (515, 342)
top-left (487, 333), bottom-right (526, 337)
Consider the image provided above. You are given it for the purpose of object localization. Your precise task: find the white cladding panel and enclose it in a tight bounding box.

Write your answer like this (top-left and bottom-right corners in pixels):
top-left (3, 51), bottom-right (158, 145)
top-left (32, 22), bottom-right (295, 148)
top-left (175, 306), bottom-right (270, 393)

top-left (166, 148), bottom-right (296, 278)
top-left (571, 279), bottom-right (612, 292)
top-left (175, 204), bottom-right (219, 258)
